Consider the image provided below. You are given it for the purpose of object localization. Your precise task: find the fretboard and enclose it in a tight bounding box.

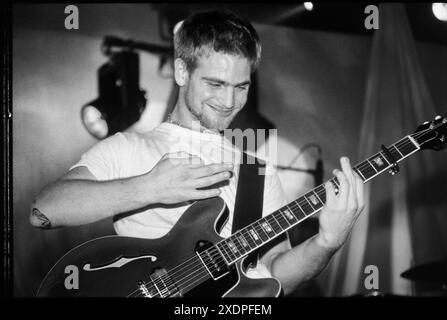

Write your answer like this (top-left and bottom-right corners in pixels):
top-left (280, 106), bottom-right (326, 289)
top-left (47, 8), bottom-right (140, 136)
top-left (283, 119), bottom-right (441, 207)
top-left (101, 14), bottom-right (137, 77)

top-left (215, 135), bottom-right (420, 265)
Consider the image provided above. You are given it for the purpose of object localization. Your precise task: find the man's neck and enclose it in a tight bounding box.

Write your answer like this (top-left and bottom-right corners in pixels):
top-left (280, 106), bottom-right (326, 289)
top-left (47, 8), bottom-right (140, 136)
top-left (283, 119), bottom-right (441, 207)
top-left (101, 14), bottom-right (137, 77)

top-left (168, 105), bottom-right (220, 135)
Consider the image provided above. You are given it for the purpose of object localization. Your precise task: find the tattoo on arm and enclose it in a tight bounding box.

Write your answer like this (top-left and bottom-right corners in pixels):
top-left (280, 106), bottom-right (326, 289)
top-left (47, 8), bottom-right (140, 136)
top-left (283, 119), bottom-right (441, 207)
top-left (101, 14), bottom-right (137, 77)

top-left (31, 208), bottom-right (52, 228)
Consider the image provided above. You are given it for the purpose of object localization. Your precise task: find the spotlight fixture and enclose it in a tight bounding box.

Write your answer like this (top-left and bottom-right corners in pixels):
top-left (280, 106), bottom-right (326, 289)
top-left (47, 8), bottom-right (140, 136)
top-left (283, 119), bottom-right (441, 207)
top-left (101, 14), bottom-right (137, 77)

top-left (81, 50), bottom-right (147, 139)
top-left (432, 3), bottom-right (447, 21)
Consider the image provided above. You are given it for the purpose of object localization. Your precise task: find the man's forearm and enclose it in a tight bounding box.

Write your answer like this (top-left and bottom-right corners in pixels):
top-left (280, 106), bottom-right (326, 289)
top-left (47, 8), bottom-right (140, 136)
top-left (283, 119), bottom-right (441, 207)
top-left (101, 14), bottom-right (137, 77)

top-left (30, 175), bottom-right (152, 228)
top-left (270, 233), bottom-right (338, 295)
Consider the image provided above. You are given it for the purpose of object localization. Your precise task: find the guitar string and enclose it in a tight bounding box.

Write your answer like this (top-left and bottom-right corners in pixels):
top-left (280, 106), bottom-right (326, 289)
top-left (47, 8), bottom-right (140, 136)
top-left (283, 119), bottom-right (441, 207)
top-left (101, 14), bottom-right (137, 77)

top-left (132, 126), bottom-right (440, 297)
top-left (130, 136), bottom-right (419, 298)
top-left (128, 124), bottom-right (443, 297)
top-left (130, 172), bottom-right (374, 297)
top-left (129, 134), bottom-right (422, 297)
top-left (172, 129), bottom-right (434, 294)
top-left (150, 182), bottom-right (344, 296)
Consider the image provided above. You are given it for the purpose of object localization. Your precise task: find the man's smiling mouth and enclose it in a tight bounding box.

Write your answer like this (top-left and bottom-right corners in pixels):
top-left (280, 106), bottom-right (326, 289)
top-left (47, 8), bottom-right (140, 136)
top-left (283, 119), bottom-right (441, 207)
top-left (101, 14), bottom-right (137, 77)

top-left (207, 104), bottom-right (233, 115)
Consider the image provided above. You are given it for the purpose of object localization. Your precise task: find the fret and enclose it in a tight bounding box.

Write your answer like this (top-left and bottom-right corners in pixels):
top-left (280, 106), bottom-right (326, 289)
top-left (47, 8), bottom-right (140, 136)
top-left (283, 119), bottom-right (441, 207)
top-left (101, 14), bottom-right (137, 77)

top-left (298, 197), bottom-right (314, 215)
top-left (290, 200), bottom-right (307, 219)
top-left (260, 219), bottom-right (276, 236)
top-left (315, 185), bottom-right (326, 203)
top-left (223, 240), bottom-right (237, 261)
top-left (388, 146), bottom-right (402, 162)
top-left (282, 206), bottom-right (299, 224)
top-left (235, 231), bottom-right (251, 251)
top-left (354, 166), bottom-right (366, 181)
top-left (393, 144), bottom-right (405, 158)
top-left (356, 161), bottom-right (376, 180)
top-left (378, 151), bottom-right (391, 166)
top-left (247, 226), bottom-right (263, 245)
top-left (313, 189), bottom-right (324, 205)
top-left (217, 242), bottom-right (232, 263)
top-left (240, 233), bottom-right (251, 250)
top-left (226, 239), bottom-right (241, 257)
top-left (266, 215), bottom-right (282, 233)
top-left (215, 242), bottom-right (227, 260)
top-left (305, 191), bottom-right (324, 211)
top-left (241, 228), bottom-right (257, 248)
top-left (366, 158), bottom-right (378, 173)
top-left (231, 235), bottom-right (247, 255)
top-left (253, 221), bottom-right (270, 241)
top-left (396, 137), bottom-right (418, 156)
top-left (369, 153), bottom-right (389, 172)
top-left (274, 211), bottom-right (291, 228)
top-left (331, 177), bottom-right (340, 188)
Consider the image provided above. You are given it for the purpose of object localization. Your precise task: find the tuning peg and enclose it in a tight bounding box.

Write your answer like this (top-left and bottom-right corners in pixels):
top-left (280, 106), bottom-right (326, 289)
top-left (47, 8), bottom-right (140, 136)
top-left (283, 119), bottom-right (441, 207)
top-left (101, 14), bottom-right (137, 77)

top-left (435, 115), bottom-right (442, 120)
top-left (423, 121), bottom-right (430, 125)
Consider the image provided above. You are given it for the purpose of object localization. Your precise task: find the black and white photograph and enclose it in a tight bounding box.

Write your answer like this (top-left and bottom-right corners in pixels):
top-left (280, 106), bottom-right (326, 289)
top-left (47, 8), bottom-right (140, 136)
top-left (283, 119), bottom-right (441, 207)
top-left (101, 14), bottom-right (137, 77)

top-left (4, 1), bottom-right (447, 311)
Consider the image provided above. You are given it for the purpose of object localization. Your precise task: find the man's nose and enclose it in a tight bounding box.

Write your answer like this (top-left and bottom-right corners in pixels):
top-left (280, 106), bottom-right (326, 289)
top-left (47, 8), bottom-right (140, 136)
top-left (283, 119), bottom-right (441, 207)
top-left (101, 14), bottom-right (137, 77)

top-left (220, 86), bottom-right (235, 109)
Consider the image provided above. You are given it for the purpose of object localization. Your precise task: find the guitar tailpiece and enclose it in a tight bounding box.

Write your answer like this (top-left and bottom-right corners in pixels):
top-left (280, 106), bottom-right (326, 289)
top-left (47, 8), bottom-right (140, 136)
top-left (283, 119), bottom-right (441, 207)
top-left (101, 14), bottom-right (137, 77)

top-left (381, 144), bottom-right (399, 175)
top-left (137, 280), bottom-right (151, 298)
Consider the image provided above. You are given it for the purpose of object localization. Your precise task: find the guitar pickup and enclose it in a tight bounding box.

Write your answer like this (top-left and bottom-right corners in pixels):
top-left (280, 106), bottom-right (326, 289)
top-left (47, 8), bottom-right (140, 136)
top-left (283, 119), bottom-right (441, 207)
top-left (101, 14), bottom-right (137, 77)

top-left (195, 241), bottom-right (230, 280)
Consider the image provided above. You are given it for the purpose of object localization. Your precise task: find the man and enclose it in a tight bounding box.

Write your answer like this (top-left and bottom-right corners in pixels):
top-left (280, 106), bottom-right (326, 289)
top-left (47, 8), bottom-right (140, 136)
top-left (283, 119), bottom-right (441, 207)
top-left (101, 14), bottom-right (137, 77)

top-left (30, 10), bottom-right (365, 296)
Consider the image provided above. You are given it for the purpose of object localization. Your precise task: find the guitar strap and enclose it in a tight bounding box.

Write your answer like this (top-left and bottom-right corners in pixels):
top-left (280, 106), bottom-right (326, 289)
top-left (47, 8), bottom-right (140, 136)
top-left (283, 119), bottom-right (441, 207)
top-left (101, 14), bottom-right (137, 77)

top-left (231, 151), bottom-right (265, 267)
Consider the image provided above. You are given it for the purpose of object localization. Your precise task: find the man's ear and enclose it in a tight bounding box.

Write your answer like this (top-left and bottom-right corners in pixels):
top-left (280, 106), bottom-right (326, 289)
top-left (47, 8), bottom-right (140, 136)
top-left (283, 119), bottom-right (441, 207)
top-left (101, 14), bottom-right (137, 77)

top-left (174, 58), bottom-right (188, 87)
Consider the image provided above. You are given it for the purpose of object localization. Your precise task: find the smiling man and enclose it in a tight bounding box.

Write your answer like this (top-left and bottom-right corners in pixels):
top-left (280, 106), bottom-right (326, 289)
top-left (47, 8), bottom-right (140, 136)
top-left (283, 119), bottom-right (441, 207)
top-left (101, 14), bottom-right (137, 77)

top-left (31, 10), bottom-right (365, 297)
top-left (170, 11), bottom-right (256, 132)
top-left (172, 50), bottom-right (252, 131)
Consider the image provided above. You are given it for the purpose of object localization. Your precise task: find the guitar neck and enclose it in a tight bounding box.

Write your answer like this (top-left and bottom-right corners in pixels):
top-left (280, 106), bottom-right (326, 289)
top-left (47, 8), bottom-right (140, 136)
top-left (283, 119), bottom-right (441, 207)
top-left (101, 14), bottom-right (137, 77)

top-left (216, 135), bottom-right (421, 265)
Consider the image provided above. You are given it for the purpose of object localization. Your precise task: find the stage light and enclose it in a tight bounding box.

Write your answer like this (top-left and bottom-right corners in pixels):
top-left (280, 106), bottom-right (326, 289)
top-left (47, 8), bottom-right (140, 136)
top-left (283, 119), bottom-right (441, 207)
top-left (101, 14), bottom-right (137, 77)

top-left (81, 51), bottom-right (146, 139)
top-left (432, 3), bottom-right (447, 21)
top-left (304, 2), bottom-right (314, 11)
top-left (81, 102), bottom-right (108, 139)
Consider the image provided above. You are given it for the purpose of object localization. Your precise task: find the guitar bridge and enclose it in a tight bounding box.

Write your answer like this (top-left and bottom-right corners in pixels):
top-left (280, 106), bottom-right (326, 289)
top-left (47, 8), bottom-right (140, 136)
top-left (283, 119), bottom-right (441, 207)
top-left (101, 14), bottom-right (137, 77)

top-left (137, 268), bottom-right (181, 298)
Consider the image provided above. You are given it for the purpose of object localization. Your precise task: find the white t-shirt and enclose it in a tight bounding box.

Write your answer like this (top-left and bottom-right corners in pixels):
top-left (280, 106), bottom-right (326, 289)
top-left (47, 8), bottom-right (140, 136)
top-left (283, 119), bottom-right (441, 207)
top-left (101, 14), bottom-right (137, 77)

top-left (71, 122), bottom-right (288, 278)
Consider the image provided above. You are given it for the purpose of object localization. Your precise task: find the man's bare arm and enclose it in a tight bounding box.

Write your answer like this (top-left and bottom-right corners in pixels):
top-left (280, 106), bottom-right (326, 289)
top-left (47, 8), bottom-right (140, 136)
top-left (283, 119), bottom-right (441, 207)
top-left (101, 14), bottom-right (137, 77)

top-left (30, 152), bottom-right (233, 228)
top-left (30, 208), bottom-right (53, 229)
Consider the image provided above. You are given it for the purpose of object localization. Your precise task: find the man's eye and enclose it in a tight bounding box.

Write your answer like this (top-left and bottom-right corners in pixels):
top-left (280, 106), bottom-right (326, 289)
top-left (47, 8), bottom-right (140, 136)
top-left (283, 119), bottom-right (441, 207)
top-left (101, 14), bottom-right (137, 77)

top-left (208, 82), bottom-right (221, 88)
top-left (237, 86), bottom-right (248, 91)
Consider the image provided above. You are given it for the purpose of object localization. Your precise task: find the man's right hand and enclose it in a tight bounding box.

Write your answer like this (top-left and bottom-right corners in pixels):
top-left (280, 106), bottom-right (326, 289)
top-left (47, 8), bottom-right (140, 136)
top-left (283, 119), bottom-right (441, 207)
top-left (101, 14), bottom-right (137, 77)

top-left (140, 151), bottom-right (233, 205)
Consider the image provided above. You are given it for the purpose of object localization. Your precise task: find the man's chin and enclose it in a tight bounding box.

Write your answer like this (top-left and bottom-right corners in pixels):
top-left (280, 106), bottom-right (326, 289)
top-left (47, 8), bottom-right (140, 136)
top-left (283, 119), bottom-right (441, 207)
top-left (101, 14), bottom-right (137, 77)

top-left (202, 118), bottom-right (232, 132)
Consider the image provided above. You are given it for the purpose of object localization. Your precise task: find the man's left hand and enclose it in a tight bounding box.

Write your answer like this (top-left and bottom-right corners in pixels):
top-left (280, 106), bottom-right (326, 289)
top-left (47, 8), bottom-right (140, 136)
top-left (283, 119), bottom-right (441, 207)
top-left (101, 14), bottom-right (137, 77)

top-left (316, 156), bottom-right (365, 251)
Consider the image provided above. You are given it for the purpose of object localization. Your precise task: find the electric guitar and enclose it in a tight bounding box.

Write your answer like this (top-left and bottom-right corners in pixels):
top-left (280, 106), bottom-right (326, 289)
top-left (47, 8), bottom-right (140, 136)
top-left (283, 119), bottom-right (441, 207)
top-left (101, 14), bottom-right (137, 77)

top-left (37, 115), bottom-right (447, 297)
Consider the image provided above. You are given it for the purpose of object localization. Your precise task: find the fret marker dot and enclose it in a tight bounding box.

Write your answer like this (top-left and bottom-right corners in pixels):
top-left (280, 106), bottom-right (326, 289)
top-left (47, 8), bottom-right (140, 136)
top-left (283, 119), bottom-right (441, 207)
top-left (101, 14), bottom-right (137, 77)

top-left (373, 157), bottom-right (384, 166)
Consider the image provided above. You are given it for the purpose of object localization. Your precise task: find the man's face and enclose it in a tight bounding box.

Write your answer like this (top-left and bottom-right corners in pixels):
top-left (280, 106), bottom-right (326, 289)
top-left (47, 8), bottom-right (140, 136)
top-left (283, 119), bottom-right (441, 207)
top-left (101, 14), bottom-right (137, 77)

top-left (181, 50), bottom-right (252, 131)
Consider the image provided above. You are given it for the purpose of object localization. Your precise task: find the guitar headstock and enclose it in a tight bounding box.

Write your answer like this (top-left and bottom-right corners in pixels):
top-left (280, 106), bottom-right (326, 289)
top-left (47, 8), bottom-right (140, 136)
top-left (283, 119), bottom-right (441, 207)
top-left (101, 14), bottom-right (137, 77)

top-left (413, 115), bottom-right (447, 151)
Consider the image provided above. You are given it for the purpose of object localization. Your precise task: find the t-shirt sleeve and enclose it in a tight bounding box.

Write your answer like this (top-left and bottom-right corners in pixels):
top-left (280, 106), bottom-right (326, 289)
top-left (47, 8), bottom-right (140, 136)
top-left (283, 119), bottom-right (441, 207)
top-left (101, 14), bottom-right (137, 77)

top-left (69, 132), bottom-right (133, 181)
